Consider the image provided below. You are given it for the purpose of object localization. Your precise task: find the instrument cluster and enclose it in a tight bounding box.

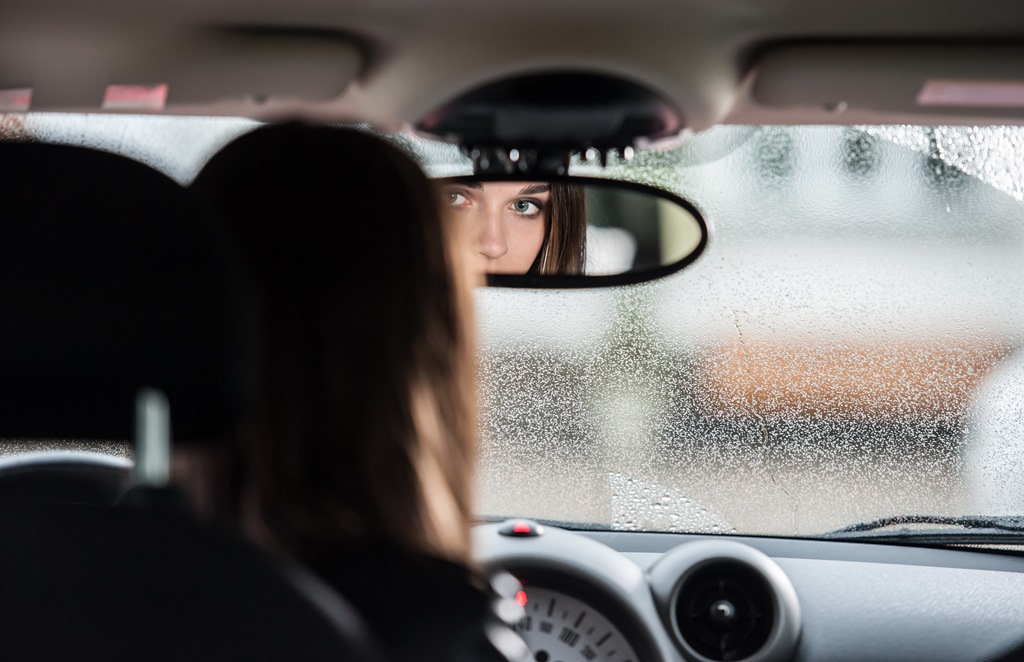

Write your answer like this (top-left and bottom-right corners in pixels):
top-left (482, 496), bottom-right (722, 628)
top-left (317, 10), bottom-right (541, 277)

top-left (475, 520), bottom-right (801, 662)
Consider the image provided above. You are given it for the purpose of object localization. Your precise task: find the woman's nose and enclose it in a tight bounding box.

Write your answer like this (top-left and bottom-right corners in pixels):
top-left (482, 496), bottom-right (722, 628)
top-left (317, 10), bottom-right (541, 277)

top-left (477, 217), bottom-right (508, 260)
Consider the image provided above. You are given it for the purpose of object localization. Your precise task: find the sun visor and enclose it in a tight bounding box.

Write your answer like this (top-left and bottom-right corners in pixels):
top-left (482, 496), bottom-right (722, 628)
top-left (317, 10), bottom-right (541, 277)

top-left (751, 45), bottom-right (1024, 120)
top-left (0, 28), bottom-right (363, 111)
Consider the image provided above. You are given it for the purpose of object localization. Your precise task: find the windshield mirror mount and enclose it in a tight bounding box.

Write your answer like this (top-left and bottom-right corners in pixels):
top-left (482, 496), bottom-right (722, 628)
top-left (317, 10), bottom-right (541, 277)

top-left (417, 72), bottom-right (684, 177)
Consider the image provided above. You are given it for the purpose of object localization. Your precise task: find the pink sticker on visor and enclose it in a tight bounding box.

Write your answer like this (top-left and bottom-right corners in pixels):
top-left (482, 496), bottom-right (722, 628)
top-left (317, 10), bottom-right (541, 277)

top-left (0, 88), bottom-right (32, 112)
top-left (917, 79), bottom-right (1024, 108)
top-left (102, 84), bottom-right (168, 111)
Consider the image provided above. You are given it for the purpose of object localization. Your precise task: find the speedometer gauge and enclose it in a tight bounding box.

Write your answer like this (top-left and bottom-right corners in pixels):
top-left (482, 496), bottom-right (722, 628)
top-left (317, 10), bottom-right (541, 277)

top-left (515, 585), bottom-right (640, 662)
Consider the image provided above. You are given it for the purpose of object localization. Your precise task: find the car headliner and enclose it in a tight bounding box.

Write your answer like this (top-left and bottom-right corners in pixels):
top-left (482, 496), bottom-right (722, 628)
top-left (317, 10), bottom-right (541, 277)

top-left (3, 0), bottom-right (1024, 133)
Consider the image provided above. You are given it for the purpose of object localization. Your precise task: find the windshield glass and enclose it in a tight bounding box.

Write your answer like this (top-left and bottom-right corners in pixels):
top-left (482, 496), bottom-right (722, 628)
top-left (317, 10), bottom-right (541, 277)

top-left (6, 114), bottom-right (1024, 537)
top-left (412, 125), bottom-right (1024, 537)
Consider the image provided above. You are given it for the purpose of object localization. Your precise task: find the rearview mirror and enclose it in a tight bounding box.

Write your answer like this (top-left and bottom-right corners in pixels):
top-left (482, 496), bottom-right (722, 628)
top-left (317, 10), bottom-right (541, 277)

top-left (435, 176), bottom-right (706, 286)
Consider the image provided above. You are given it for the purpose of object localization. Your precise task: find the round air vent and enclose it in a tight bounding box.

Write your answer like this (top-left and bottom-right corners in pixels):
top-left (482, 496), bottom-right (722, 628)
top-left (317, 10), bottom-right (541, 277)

top-left (648, 541), bottom-right (800, 662)
top-left (675, 561), bottom-right (774, 660)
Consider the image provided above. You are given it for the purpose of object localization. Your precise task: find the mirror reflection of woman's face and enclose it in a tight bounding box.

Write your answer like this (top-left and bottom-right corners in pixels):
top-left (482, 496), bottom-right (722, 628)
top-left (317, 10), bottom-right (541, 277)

top-left (440, 181), bottom-right (550, 275)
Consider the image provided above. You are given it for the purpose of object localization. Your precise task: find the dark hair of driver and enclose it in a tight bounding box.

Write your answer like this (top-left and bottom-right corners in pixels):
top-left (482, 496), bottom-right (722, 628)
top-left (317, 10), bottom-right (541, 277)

top-left (192, 124), bottom-right (477, 565)
top-left (189, 123), bottom-right (528, 662)
top-left (530, 182), bottom-right (586, 275)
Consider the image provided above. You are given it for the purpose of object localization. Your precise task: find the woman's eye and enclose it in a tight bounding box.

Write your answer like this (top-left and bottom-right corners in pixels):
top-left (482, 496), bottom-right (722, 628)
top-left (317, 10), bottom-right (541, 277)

top-left (445, 191), bottom-right (468, 206)
top-left (511, 199), bottom-right (542, 217)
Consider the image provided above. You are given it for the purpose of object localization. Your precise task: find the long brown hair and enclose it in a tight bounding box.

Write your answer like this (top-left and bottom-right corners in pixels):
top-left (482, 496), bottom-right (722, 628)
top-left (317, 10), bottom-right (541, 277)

top-left (191, 123), bottom-right (478, 564)
top-left (531, 182), bottom-right (586, 275)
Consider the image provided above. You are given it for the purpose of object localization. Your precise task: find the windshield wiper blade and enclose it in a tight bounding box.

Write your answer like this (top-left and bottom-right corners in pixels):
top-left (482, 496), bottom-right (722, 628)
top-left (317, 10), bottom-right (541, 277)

top-left (819, 514), bottom-right (1024, 545)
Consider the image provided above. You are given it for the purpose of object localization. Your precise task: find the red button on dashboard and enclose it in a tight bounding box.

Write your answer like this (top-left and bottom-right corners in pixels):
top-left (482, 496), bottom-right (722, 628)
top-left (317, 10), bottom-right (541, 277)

top-left (498, 518), bottom-right (544, 537)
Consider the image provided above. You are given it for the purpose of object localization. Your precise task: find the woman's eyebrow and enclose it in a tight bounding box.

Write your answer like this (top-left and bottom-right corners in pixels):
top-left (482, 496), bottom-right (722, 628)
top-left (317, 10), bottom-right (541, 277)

top-left (518, 183), bottom-right (550, 195)
top-left (443, 180), bottom-right (483, 189)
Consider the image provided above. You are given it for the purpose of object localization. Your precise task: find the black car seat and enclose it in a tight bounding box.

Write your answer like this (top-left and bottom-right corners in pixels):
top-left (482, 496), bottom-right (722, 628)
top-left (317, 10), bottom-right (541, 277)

top-left (0, 451), bottom-right (130, 506)
top-left (0, 141), bottom-right (379, 661)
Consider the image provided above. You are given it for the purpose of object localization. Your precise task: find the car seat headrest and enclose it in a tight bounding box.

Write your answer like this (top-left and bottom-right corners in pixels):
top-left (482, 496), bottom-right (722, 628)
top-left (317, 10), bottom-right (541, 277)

top-left (0, 142), bottom-right (259, 441)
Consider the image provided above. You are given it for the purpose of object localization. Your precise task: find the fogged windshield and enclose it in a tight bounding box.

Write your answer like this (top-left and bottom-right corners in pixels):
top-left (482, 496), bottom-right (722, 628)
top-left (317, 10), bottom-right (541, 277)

top-left (6, 115), bottom-right (1024, 536)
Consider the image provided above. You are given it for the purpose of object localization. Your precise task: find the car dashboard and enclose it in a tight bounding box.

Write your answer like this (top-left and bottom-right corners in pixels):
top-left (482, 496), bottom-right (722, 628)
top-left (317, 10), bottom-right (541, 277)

top-left (475, 522), bottom-right (1024, 662)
